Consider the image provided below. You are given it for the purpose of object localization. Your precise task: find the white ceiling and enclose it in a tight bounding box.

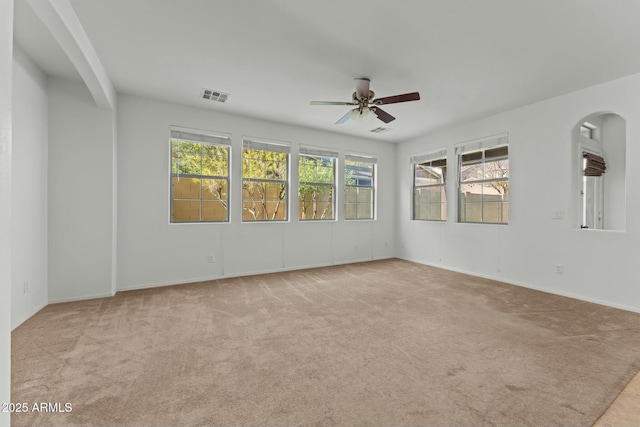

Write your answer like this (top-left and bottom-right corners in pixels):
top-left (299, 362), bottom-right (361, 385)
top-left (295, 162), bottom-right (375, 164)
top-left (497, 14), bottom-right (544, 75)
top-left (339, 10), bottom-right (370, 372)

top-left (13, 0), bottom-right (640, 142)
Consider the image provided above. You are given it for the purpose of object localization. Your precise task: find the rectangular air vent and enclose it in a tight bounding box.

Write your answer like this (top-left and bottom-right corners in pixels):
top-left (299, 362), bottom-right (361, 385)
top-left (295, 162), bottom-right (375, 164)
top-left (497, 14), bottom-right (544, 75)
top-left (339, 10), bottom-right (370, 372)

top-left (202, 89), bottom-right (229, 103)
top-left (370, 127), bottom-right (391, 134)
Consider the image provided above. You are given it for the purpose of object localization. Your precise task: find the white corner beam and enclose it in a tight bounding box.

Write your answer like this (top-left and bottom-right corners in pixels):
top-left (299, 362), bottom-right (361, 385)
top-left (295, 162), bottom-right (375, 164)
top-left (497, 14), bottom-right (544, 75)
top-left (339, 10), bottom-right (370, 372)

top-left (27, 0), bottom-right (116, 110)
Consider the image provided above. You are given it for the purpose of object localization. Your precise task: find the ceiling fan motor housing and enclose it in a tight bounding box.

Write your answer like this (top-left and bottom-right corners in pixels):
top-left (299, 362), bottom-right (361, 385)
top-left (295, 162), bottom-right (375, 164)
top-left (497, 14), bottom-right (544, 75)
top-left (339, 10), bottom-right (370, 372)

top-left (352, 90), bottom-right (375, 103)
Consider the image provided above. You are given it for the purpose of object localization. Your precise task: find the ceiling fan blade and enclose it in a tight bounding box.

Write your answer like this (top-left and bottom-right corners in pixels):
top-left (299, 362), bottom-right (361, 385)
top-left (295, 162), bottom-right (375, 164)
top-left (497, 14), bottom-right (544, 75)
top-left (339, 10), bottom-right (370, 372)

top-left (336, 109), bottom-right (357, 125)
top-left (355, 78), bottom-right (371, 100)
top-left (311, 101), bottom-right (355, 106)
top-left (372, 107), bottom-right (395, 123)
top-left (374, 92), bottom-right (420, 105)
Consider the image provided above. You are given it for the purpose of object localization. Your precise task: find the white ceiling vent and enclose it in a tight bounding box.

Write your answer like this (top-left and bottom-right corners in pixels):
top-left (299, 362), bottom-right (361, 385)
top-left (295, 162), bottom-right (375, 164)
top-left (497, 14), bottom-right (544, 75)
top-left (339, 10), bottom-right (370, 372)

top-left (370, 127), bottom-right (391, 134)
top-left (202, 89), bottom-right (229, 103)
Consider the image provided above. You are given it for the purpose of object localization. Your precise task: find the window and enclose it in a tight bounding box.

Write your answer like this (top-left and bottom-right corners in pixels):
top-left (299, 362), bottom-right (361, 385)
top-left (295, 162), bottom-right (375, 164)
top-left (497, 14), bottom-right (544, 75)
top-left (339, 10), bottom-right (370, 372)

top-left (577, 120), bottom-right (604, 229)
top-left (457, 136), bottom-right (509, 224)
top-left (580, 123), bottom-right (596, 139)
top-left (242, 138), bottom-right (290, 221)
top-left (299, 146), bottom-right (338, 220)
top-left (581, 151), bottom-right (605, 229)
top-left (412, 150), bottom-right (447, 221)
top-left (170, 128), bottom-right (230, 223)
top-left (345, 154), bottom-right (376, 220)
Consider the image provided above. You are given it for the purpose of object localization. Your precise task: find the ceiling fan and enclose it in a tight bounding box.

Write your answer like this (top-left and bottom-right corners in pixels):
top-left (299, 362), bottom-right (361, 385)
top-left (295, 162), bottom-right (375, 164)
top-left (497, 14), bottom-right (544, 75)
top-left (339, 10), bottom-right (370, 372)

top-left (310, 78), bottom-right (420, 125)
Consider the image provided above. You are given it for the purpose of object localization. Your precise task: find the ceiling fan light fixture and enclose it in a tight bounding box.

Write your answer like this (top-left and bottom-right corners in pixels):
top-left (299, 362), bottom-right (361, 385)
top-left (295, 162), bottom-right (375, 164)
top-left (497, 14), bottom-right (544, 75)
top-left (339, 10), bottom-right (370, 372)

top-left (354, 106), bottom-right (374, 120)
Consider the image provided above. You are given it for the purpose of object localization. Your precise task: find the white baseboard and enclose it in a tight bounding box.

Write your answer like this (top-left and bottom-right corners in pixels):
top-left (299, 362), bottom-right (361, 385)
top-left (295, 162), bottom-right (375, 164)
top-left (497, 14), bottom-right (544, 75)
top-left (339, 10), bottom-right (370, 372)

top-left (27, 256), bottom-right (640, 319)
top-left (398, 256), bottom-right (640, 314)
top-left (48, 291), bottom-right (116, 304)
top-left (11, 301), bottom-right (48, 330)
top-left (117, 256), bottom-right (394, 293)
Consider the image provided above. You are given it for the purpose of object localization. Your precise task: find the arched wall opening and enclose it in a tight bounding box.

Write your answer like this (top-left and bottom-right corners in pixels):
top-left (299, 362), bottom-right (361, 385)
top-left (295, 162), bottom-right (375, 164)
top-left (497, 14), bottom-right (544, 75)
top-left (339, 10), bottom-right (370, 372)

top-left (572, 112), bottom-right (626, 231)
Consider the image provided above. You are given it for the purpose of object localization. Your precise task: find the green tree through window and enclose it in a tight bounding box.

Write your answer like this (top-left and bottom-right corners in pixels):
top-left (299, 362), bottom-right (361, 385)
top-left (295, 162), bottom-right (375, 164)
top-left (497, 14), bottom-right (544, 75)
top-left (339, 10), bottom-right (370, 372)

top-left (170, 131), bottom-right (230, 222)
top-left (299, 154), bottom-right (336, 220)
top-left (242, 139), bottom-right (289, 221)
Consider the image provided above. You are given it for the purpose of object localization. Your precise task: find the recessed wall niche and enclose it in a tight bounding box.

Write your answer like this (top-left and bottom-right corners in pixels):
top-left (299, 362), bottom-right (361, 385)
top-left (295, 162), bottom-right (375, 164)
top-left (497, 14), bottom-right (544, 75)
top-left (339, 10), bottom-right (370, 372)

top-left (572, 112), bottom-right (626, 231)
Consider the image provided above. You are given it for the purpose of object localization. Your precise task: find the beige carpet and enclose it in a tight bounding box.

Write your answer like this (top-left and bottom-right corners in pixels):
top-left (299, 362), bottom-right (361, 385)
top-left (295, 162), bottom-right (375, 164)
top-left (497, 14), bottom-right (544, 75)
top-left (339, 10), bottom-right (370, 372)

top-left (11, 259), bottom-right (640, 426)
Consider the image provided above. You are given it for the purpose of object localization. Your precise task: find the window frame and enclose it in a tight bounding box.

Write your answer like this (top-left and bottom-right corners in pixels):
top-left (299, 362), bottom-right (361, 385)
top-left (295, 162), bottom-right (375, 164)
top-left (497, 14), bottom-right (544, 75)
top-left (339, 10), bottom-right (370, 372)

top-left (241, 137), bottom-right (291, 222)
top-left (169, 127), bottom-right (231, 224)
top-left (298, 146), bottom-right (338, 221)
top-left (456, 136), bottom-right (509, 225)
top-left (581, 150), bottom-right (605, 229)
top-left (580, 122), bottom-right (598, 140)
top-left (411, 150), bottom-right (447, 222)
top-left (344, 154), bottom-right (376, 221)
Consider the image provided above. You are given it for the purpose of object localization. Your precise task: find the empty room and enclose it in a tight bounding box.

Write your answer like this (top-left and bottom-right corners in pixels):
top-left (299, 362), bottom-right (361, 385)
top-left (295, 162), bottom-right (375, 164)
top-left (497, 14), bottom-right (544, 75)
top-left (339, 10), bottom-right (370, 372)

top-left (2, 0), bottom-right (640, 426)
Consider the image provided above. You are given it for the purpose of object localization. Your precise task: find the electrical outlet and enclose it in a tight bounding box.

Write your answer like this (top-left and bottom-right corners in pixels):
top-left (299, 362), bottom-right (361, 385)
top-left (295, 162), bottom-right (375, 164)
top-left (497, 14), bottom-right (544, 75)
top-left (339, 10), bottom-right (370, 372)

top-left (354, 244), bottom-right (358, 251)
top-left (207, 254), bottom-right (215, 263)
top-left (23, 282), bottom-right (28, 294)
top-left (555, 264), bottom-right (564, 274)
top-left (552, 210), bottom-right (565, 219)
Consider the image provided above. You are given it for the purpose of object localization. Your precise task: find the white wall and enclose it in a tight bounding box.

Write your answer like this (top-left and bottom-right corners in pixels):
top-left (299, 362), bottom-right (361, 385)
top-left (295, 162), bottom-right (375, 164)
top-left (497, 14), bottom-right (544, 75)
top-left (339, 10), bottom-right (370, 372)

top-left (0, 1), bottom-right (13, 424)
top-left (117, 95), bottom-right (396, 290)
top-left (602, 114), bottom-right (626, 230)
top-left (48, 76), bottom-right (116, 302)
top-left (397, 72), bottom-right (640, 312)
top-left (11, 46), bottom-right (48, 328)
